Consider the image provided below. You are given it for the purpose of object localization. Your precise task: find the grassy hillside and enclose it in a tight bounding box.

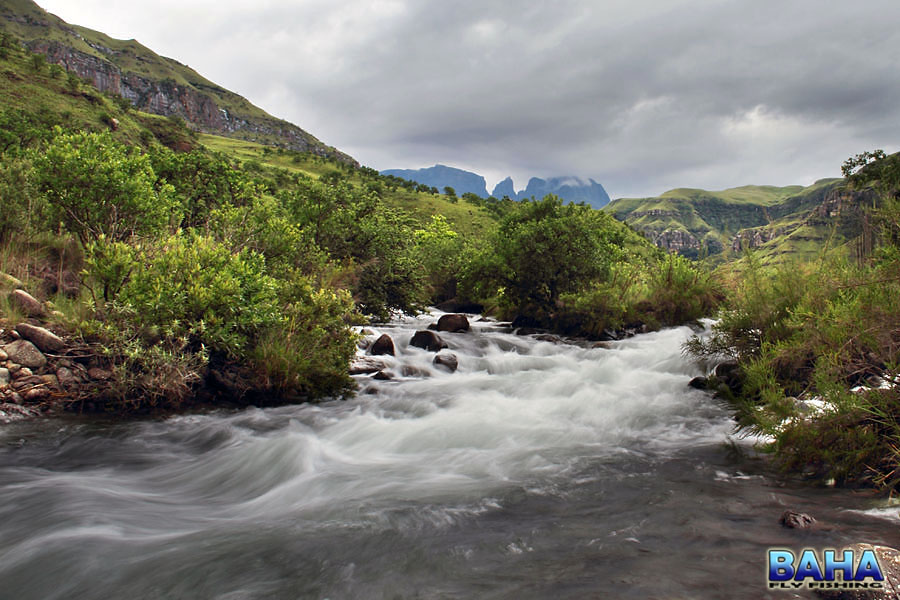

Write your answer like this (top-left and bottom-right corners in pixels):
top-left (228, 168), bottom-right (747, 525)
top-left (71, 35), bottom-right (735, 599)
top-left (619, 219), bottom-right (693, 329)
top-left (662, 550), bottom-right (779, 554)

top-left (0, 0), bottom-right (353, 162)
top-left (605, 179), bottom-right (858, 263)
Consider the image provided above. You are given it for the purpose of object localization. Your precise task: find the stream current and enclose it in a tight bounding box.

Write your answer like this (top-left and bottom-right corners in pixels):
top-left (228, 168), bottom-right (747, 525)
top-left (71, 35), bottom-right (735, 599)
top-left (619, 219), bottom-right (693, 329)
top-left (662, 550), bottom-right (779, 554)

top-left (0, 312), bottom-right (897, 599)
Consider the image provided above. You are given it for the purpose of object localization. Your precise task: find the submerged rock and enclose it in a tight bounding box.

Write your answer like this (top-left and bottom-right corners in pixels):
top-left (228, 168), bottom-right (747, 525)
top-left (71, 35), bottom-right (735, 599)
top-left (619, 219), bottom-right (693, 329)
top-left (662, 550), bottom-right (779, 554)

top-left (433, 352), bottom-right (458, 373)
top-left (410, 330), bottom-right (447, 352)
top-left (370, 334), bottom-right (395, 356)
top-left (779, 510), bottom-right (816, 529)
top-left (372, 370), bottom-right (394, 381)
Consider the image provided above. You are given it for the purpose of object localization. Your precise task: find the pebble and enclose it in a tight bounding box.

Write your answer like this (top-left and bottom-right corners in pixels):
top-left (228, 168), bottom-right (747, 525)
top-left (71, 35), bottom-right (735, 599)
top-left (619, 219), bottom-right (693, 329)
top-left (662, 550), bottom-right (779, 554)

top-left (12, 367), bottom-right (33, 380)
top-left (24, 388), bottom-right (49, 402)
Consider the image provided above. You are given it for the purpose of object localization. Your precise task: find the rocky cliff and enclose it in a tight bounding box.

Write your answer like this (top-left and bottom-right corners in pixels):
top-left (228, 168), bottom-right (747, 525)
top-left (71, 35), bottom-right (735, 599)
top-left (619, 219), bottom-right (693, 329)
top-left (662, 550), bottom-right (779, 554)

top-left (2, 0), bottom-right (356, 164)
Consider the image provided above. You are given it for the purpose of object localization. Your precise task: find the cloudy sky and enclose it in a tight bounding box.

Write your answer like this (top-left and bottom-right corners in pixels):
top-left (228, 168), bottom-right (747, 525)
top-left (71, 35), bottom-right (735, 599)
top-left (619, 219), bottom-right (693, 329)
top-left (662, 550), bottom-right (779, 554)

top-left (37, 0), bottom-right (900, 198)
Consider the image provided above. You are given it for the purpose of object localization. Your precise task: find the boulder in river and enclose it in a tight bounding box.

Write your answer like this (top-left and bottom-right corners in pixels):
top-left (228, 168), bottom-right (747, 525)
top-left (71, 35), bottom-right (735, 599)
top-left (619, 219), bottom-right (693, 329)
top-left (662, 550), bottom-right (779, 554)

top-left (349, 357), bottom-right (388, 375)
top-left (370, 334), bottom-right (396, 356)
top-left (437, 314), bottom-right (469, 333)
top-left (433, 352), bottom-right (458, 373)
top-left (688, 376), bottom-right (709, 390)
top-left (779, 510), bottom-right (816, 529)
top-left (15, 323), bottom-right (65, 354)
top-left (410, 330), bottom-right (447, 352)
top-left (2, 340), bottom-right (47, 369)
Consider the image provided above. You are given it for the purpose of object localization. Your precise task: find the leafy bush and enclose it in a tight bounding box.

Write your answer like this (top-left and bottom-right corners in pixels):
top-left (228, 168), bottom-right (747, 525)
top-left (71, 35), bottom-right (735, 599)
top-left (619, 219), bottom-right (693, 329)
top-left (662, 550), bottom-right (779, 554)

top-left (462, 195), bottom-right (625, 316)
top-left (118, 232), bottom-right (280, 357)
top-left (31, 129), bottom-right (179, 244)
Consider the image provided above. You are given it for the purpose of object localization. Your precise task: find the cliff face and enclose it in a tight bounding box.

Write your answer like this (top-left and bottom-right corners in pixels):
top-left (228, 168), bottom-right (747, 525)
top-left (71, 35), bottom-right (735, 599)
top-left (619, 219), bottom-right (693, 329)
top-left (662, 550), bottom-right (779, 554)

top-left (3, 0), bottom-right (355, 164)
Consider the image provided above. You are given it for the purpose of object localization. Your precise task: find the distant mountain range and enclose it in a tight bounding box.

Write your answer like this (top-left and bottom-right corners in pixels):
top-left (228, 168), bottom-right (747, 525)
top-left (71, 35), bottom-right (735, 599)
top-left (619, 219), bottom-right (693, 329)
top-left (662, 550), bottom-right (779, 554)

top-left (381, 165), bottom-right (612, 209)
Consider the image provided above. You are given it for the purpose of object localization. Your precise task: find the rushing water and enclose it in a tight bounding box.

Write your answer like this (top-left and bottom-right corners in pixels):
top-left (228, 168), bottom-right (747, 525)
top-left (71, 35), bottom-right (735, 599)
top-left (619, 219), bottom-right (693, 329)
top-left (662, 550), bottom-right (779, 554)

top-left (0, 313), bottom-right (897, 599)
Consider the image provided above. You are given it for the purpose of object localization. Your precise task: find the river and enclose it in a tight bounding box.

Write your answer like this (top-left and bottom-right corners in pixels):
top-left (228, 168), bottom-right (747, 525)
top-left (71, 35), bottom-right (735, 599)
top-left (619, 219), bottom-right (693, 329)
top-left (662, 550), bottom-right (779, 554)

top-left (0, 312), bottom-right (896, 599)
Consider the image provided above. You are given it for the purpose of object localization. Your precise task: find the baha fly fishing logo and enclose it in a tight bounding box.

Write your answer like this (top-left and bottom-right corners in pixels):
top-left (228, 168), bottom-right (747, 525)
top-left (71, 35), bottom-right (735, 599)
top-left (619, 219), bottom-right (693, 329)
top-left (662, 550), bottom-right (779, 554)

top-left (768, 548), bottom-right (885, 591)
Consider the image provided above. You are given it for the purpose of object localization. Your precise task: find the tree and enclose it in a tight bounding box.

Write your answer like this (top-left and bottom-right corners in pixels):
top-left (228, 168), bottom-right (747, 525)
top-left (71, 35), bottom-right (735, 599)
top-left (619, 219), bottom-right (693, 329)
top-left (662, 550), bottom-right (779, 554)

top-left (31, 128), bottom-right (178, 244)
top-left (467, 195), bottom-right (624, 314)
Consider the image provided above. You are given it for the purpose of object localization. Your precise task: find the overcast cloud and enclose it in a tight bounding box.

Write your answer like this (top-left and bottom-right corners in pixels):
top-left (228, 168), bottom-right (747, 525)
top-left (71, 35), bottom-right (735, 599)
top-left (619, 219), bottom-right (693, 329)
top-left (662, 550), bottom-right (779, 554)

top-left (37, 0), bottom-right (900, 197)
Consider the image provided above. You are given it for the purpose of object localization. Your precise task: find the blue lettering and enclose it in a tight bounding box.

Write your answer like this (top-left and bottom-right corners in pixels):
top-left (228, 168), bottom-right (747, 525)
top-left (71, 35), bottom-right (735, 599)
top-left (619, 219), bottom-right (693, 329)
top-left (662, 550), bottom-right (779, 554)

top-left (769, 550), bottom-right (795, 581)
top-left (824, 550), bottom-right (854, 581)
top-left (795, 549), bottom-right (825, 581)
top-left (855, 550), bottom-right (885, 581)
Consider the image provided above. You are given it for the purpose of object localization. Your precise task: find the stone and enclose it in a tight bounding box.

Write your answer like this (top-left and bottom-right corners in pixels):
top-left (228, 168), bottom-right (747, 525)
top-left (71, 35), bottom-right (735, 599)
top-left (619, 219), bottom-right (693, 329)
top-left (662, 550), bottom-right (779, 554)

top-left (87, 367), bottom-right (112, 381)
top-left (688, 376), bottom-right (709, 390)
top-left (349, 356), bottom-right (388, 375)
top-left (0, 349), bottom-right (7, 361)
top-left (13, 367), bottom-right (33, 380)
top-left (0, 368), bottom-right (8, 387)
top-left (410, 330), bottom-right (447, 352)
top-left (779, 510), bottom-right (816, 529)
top-left (2, 340), bottom-right (46, 369)
top-left (9, 392), bottom-right (23, 405)
top-left (437, 314), bottom-right (470, 333)
top-left (400, 365), bottom-right (430, 378)
top-left (372, 370), bottom-right (394, 381)
top-left (357, 337), bottom-right (372, 351)
top-left (8, 289), bottom-right (44, 317)
top-left (24, 387), bottom-right (49, 402)
top-left (369, 334), bottom-right (395, 356)
top-left (433, 352), bottom-right (459, 373)
top-left (533, 334), bottom-right (563, 344)
top-left (7, 363), bottom-right (20, 374)
top-left (56, 367), bottom-right (77, 386)
top-left (40, 374), bottom-right (58, 387)
top-left (15, 323), bottom-right (65, 354)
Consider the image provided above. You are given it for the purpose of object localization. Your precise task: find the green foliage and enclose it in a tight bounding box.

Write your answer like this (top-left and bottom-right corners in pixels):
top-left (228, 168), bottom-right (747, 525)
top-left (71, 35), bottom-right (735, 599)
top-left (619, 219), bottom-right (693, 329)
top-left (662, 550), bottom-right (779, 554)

top-left (117, 232), bottom-right (280, 357)
top-left (465, 195), bottom-right (625, 315)
top-left (685, 150), bottom-right (900, 489)
top-left (29, 52), bottom-right (45, 72)
top-left (30, 128), bottom-right (179, 244)
top-left (250, 280), bottom-right (357, 397)
top-left (414, 215), bottom-right (465, 301)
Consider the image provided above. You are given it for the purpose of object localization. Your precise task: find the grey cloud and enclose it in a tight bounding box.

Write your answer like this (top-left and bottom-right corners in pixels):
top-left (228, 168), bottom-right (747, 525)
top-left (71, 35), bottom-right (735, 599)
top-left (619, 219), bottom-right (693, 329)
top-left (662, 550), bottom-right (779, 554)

top-left (38, 0), bottom-right (900, 197)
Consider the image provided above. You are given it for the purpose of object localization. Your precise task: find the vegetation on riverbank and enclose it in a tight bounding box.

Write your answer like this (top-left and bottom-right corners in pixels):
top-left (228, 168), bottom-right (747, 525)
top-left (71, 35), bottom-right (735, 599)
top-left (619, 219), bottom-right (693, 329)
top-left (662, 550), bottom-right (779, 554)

top-left (687, 151), bottom-right (900, 491)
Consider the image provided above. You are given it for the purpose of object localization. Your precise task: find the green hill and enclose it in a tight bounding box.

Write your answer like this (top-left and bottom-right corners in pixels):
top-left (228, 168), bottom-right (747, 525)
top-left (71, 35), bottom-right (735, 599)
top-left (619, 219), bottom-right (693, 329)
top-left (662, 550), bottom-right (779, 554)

top-left (0, 0), bottom-right (354, 163)
top-left (603, 178), bottom-right (876, 263)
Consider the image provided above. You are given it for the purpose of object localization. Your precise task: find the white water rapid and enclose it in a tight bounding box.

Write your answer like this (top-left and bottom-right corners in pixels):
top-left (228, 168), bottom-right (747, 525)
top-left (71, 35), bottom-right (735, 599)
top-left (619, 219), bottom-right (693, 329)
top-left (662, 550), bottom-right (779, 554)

top-left (0, 312), bottom-right (895, 599)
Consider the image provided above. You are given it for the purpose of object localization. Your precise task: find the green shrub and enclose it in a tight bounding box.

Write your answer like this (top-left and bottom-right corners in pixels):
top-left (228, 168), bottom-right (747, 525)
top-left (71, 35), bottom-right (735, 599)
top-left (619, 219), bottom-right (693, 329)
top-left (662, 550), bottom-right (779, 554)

top-left (118, 232), bottom-right (280, 357)
top-left (31, 129), bottom-right (179, 244)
